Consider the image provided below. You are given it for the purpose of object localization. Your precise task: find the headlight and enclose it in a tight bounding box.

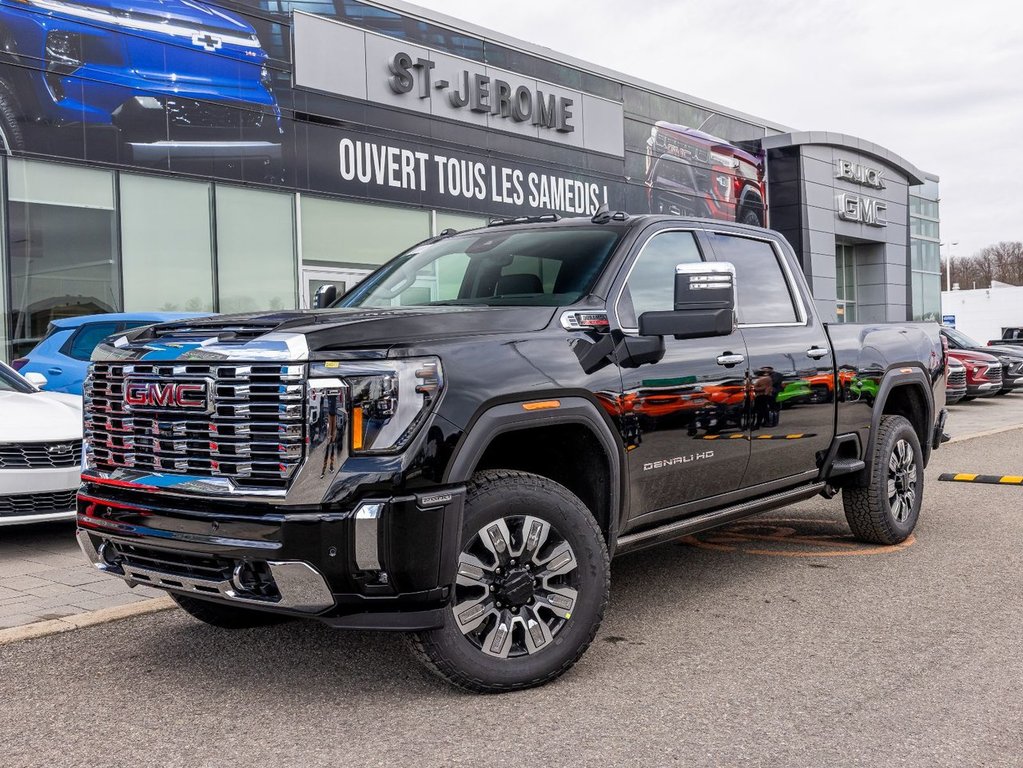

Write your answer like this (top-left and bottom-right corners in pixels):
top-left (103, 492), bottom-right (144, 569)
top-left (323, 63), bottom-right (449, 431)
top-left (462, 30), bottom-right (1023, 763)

top-left (310, 357), bottom-right (442, 454)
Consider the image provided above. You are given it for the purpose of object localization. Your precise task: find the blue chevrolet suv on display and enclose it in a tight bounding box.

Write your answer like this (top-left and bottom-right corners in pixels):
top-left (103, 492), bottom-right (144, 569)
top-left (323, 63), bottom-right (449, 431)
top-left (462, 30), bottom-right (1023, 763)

top-left (13, 312), bottom-right (209, 394)
top-left (0, 0), bottom-right (282, 178)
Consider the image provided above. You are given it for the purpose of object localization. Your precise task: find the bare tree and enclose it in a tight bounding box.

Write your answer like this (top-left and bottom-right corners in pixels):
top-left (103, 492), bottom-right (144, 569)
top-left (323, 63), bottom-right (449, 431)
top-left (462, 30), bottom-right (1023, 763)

top-left (942, 241), bottom-right (1023, 289)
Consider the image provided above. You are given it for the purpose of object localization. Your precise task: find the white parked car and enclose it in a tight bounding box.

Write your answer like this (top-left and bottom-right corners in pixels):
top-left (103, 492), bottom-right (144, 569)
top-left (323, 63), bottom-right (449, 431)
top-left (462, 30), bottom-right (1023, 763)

top-left (0, 361), bottom-right (82, 526)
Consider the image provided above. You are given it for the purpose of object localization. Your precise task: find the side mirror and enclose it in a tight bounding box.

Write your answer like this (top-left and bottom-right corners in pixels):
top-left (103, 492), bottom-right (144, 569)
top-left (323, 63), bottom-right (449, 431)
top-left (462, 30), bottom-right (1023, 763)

top-left (24, 371), bottom-right (48, 389)
top-left (313, 284), bottom-right (338, 309)
top-left (638, 262), bottom-right (736, 339)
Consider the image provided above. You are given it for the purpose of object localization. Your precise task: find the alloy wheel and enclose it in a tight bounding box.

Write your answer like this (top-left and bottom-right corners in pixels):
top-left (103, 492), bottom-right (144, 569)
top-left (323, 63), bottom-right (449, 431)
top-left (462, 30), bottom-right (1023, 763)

top-left (887, 438), bottom-right (918, 523)
top-left (452, 515), bottom-right (579, 658)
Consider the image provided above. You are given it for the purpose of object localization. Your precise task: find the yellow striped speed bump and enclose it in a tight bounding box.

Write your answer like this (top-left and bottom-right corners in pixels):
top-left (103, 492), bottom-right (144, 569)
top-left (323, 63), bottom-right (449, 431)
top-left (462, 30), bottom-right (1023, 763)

top-left (938, 473), bottom-right (1023, 486)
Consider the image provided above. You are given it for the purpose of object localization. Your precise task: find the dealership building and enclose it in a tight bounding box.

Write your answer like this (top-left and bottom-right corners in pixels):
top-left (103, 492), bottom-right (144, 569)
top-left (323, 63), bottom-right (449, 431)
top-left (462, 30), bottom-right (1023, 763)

top-left (0, 0), bottom-right (940, 360)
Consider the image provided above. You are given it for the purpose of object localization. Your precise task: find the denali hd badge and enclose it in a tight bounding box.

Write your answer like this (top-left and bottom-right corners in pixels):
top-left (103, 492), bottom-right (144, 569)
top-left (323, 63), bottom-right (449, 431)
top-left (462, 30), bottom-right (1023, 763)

top-left (643, 451), bottom-right (714, 471)
top-left (124, 379), bottom-right (209, 410)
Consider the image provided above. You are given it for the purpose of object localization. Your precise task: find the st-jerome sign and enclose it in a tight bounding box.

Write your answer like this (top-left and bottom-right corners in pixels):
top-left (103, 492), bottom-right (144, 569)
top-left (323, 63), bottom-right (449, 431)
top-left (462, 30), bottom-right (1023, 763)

top-left (291, 11), bottom-right (624, 157)
top-left (387, 52), bottom-right (576, 134)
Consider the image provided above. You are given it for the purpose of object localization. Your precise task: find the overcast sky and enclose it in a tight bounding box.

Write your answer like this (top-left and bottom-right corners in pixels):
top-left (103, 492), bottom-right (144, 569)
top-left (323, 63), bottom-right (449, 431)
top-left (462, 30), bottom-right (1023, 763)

top-left (414, 0), bottom-right (1023, 260)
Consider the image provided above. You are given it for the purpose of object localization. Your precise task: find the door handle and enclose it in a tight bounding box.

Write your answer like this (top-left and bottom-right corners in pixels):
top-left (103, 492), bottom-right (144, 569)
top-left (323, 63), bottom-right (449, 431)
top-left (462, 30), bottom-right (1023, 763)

top-left (47, 367), bottom-right (63, 375)
top-left (806, 346), bottom-right (830, 360)
top-left (716, 352), bottom-right (745, 367)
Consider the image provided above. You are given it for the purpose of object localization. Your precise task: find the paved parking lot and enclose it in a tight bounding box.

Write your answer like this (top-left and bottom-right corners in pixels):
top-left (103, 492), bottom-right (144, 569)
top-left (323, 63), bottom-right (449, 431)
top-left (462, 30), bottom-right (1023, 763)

top-left (1, 421), bottom-right (1021, 766)
top-left (2, 391), bottom-right (1021, 634)
top-left (0, 523), bottom-right (163, 629)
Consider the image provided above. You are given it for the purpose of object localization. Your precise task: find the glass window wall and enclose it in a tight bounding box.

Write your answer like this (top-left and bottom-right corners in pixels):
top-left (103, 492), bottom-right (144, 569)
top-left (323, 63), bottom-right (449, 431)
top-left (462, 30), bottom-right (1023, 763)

top-left (301, 197), bottom-right (430, 268)
top-left (836, 243), bottom-right (857, 323)
top-left (120, 174), bottom-right (214, 313)
top-left (436, 211), bottom-right (488, 235)
top-left (6, 159), bottom-right (119, 358)
top-left (216, 185), bottom-right (297, 313)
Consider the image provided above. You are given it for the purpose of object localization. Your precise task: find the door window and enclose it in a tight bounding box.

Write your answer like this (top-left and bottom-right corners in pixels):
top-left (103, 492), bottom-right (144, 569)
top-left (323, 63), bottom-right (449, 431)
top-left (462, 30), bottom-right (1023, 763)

top-left (706, 234), bottom-right (800, 325)
top-left (62, 322), bottom-right (122, 361)
top-left (617, 231), bottom-right (703, 329)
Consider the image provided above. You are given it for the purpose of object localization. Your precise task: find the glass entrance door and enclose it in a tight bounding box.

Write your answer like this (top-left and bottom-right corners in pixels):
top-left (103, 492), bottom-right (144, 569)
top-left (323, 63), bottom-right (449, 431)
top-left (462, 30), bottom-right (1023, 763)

top-left (301, 268), bottom-right (371, 308)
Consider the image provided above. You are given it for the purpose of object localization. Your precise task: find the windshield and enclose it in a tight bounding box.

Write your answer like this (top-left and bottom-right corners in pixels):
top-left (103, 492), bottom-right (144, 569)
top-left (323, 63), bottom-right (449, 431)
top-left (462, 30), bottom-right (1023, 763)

top-left (944, 328), bottom-right (981, 348)
top-left (0, 362), bottom-right (32, 394)
top-left (338, 227), bottom-right (623, 308)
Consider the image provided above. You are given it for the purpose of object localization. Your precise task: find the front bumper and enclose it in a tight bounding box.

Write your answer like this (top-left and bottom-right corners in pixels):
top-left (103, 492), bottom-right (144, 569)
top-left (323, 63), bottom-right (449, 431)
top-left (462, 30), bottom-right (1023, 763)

top-left (0, 467), bottom-right (80, 526)
top-left (967, 382), bottom-right (1001, 396)
top-left (76, 483), bottom-right (464, 629)
top-left (126, 140), bottom-right (281, 163)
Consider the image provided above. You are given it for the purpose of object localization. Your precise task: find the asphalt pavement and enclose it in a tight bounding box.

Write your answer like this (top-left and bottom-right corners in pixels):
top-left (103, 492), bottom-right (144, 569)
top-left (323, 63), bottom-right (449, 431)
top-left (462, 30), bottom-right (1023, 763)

top-left (2, 426), bottom-right (1021, 767)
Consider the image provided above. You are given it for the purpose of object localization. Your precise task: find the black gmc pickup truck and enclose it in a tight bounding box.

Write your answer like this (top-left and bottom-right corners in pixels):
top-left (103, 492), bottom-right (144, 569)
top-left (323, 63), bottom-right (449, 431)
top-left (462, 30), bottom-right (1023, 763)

top-left (77, 213), bottom-right (947, 692)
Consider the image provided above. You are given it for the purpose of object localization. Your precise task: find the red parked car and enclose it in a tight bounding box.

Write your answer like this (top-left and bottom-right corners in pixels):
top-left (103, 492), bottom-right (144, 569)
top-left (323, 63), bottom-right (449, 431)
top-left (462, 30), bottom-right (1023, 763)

top-left (945, 358), bottom-right (967, 404)
top-left (947, 348), bottom-right (1002, 399)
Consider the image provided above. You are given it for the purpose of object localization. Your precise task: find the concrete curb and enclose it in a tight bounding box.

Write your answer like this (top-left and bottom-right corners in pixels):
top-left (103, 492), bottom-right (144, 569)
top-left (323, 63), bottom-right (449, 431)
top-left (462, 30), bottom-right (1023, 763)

top-left (0, 596), bottom-right (175, 646)
top-left (946, 424), bottom-right (1023, 445)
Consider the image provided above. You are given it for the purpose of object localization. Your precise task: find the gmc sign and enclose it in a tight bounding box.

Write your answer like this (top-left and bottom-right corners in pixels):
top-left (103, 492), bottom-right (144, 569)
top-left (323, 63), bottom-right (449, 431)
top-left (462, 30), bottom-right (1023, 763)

top-left (125, 380), bottom-right (209, 410)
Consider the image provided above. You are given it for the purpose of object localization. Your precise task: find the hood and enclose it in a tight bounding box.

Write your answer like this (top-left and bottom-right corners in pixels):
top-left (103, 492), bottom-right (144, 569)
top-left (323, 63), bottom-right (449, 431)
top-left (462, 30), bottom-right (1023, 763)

top-left (0, 390), bottom-right (82, 443)
top-left (982, 344), bottom-right (1023, 360)
top-left (653, 121), bottom-right (762, 166)
top-left (65, 0), bottom-right (259, 37)
top-left (106, 306), bottom-right (560, 361)
top-left (948, 349), bottom-right (1000, 364)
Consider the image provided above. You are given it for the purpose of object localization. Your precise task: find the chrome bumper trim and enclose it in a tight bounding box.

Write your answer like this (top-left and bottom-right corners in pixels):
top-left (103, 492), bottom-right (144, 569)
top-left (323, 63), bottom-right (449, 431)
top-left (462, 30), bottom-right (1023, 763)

top-left (76, 530), bottom-right (335, 614)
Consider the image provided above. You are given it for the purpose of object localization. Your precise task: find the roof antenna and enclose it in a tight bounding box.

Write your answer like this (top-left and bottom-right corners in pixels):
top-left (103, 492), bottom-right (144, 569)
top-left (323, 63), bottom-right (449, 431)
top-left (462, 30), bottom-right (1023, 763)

top-left (591, 204), bottom-right (611, 224)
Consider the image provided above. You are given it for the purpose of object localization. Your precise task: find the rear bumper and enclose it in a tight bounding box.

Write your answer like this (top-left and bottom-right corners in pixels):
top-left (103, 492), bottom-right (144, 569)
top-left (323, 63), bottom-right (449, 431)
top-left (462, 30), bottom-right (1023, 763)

top-left (76, 482), bottom-right (465, 629)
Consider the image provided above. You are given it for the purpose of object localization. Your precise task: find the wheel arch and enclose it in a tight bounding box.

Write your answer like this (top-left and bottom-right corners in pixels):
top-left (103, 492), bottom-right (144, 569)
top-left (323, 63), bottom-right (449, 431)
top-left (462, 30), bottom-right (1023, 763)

top-left (442, 397), bottom-right (625, 554)
top-left (863, 367), bottom-right (934, 473)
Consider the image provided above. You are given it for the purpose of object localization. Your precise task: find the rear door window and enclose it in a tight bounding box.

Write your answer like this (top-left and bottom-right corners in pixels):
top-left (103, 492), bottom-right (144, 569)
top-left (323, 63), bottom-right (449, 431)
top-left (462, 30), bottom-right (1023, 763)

top-left (63, 322), bottom-right (122, 361)
top-left (706, 234), bottom-right (800, 325)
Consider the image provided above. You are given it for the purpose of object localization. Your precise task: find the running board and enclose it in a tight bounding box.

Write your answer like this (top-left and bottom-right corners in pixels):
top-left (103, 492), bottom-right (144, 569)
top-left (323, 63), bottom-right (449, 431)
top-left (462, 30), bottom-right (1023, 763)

top-left (615, 483), bottom-right (827, 556)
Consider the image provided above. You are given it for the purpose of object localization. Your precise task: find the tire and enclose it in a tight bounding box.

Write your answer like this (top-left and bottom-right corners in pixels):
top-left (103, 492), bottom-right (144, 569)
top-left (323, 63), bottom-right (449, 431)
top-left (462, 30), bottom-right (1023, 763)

top-left (842, 414), bottom-right (922, 545)
top-left (170, 593), bottom-right (292, 629)
top-left (0, 80), bottom-right (25, 154)
top-left (408, 470), bottom-right (610, 693)
top-left (738, 206), bottom-right (763, 227)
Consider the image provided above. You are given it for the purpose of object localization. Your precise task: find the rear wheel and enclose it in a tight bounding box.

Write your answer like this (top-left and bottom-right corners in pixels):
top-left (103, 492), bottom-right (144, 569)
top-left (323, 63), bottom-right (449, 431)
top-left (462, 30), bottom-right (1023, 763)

top-left (738, 206), bottom-right (763, 227)
top-left (408, 470), bottom-right (610, 693)
top-left (842, 415), bottom-right (922, 545)
top-left (170, 593), bottom-right (291, 629)
top-left (0, 80), bottom-right (25, 154)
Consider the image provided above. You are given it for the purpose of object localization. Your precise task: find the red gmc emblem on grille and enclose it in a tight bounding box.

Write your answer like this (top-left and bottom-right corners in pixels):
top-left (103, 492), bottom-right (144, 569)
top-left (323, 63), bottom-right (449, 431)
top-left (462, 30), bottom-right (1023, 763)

top-left (124, 380), bottom-right (208, 410)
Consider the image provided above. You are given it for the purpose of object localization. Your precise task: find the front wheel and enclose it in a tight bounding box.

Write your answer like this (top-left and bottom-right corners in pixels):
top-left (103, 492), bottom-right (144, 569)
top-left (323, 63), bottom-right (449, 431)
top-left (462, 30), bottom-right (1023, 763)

top-left (842, 415), bottom-right (923, 544)
top-left (408, 470), bottom-right (610, 693)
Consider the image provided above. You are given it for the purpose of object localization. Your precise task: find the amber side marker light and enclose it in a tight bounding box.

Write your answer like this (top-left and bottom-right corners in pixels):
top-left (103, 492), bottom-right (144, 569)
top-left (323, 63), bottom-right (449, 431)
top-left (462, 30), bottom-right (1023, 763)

top-left (351, 407), bottom-right (364, 450)
top-left (522, 400), bottom-right (561, 411)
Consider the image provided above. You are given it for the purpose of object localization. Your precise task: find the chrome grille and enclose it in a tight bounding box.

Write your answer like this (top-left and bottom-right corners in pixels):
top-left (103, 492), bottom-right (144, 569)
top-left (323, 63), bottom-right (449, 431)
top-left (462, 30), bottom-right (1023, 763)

top-left (947, 368), bottom-right (967, 388)
top-left (85, 362), bottom-right (305, 489)
top-left (0, 442), bottom-right (81, 469)
top-left (0, 490), bottom-right (77, 518)
top-left (654, 131), bottom-right (712, 163)
top-left (987, 364), bottom-right (1003, 384)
